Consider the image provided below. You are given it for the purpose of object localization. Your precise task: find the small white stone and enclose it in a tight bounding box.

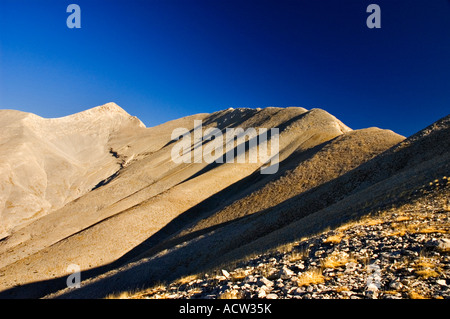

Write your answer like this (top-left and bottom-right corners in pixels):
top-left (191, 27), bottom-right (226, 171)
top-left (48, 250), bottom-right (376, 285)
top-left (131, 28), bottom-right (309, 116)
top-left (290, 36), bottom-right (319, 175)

top-left (258, 289), bottom-right (266, 298)
top-left (280, 266), bottom-right (295, 279)
top-left (221, 269), bottom-right (231, 279)
top-left (436, 279), bottom-right (447, 286)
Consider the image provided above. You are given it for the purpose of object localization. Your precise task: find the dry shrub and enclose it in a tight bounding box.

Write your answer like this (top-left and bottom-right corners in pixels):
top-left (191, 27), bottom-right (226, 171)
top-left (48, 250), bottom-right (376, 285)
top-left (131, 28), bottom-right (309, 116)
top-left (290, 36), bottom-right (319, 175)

top-left (321, 253), bottom-right (352, 269)
top-left (409, 291), bottom-right (429, 299)
top-left (323, 234), bottom-right (343, 244)
top-left (174, 274), bottom-right (198, 285)
top-left (218, 289), bottom-right (245, 299)
top-left (296, 269), bottom-right (325, 287)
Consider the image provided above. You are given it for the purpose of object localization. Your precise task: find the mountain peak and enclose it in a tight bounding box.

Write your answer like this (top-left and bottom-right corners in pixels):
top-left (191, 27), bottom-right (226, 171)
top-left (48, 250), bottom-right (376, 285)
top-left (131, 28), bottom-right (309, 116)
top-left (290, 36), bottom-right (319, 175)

top-left (73, 102), bottom-right (130, 118)
top-left (64, 102), bottom-right (146, 128)
top-left (94, 102), bottom-right (128, 114)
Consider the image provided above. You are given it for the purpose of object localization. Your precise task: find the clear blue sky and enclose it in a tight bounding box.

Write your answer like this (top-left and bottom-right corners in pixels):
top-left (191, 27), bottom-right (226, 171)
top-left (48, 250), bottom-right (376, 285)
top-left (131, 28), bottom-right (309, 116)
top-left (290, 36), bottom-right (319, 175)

top-left (1, 0), bottom-right (449, 137)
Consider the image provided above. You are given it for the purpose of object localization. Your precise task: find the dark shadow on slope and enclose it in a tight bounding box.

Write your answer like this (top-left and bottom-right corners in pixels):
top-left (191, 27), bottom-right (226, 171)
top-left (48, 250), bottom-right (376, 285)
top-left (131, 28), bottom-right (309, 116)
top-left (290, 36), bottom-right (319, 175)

top-left (172, 109), bottom-right (315, 185)
top-left (113, 138), bottom-right (333, 265)
top-left (159, 108), bottom-right (261, 150)
top-left (91, 170), bottom-right (120, 191)
top-left (0, 263), bottom-right (112, 299)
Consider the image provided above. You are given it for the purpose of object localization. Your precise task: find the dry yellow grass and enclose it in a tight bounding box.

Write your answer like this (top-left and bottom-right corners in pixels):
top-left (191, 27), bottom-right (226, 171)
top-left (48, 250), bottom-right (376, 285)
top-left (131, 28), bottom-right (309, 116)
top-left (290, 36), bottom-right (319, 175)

top-left (365, 219), bottom-right (384, 226)
top-left (388, 229), bottom-right (407, 237)
top-left (386, 218), bottom-right (448, 237)
top-left (335, 286), bottom-right (349, 293)
top-left (416, 226), bottom-right (448, 234)
top-left (288, 250), bottom-right (307, 263)
top-left (105, 291), bottom-right (135, 299)
top-left (218, 289), bottom-right (245, 299)
top-left (296, 269), bottom-right (325, 287)
top-left (409, 291), bottom-right (429, 299)
top-left (323, 234), bottom-right (343, 244)
top-left (174, 274), bottom-right (198, 285)
top-left (415, 260), bottom-right (435, 269)
top-left (412, 256), bottom-right (441, 279)
top-left (230, 270), bottom-right (248, 282)
top-left (335, 215), bottom-right (385, 234)
top-left (395, 215), bottom-right (411, 222)
top-left (105, 281), bottom-right (170, 299)
top-left (188, 288), bottom-right (203, 294)
top-left (415, 268), bottom-right (440, 279)
top-left (321, 252), bottom-right (353, 269)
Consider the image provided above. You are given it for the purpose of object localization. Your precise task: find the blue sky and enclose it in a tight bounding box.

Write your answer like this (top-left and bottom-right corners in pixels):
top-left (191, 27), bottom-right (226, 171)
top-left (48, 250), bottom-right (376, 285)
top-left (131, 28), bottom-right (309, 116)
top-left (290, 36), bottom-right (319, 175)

top-left (1, 0), bottom-right (449, 137)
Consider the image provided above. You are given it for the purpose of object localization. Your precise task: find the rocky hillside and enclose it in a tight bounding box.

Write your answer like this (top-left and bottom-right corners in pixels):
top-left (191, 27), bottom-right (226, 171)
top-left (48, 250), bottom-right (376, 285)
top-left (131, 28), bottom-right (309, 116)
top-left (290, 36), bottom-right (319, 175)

top-left (118, 180), bottom-right (449, 300)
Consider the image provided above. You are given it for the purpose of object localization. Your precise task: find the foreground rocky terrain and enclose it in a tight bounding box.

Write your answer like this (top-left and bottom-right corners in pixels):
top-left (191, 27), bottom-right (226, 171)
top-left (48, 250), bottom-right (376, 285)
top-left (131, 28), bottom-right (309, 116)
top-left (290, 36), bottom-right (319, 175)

top-left (119, 181), bottom-right (449, 299)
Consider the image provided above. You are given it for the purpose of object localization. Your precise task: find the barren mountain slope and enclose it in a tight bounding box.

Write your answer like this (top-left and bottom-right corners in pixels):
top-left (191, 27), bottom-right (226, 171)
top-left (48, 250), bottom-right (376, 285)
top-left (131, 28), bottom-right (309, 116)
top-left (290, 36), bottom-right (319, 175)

top-left (47, 115), bottom-right (449, 299)
top-left (217, 115), bottom-right (450, 264)
top-left (0, 102), bottom-right (145, 239)
top-left (0, 105), bottom-right (352, 298)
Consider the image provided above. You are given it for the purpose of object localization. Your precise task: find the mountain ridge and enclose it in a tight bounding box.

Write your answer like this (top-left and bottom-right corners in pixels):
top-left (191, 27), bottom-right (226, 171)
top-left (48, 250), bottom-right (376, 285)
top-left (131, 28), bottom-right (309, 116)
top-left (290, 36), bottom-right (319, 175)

top-left (0, 103), bottom-right (447, 299)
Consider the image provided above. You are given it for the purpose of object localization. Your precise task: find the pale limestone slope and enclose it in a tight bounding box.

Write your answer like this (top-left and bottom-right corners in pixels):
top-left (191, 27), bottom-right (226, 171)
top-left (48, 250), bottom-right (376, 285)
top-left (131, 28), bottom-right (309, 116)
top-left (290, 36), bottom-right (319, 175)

top-left (0, 103), bottom-right (147, 239)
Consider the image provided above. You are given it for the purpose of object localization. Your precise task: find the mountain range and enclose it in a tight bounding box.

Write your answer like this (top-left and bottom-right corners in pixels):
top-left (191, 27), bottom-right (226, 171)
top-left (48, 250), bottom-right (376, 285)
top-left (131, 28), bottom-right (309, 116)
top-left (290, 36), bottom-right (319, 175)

top-left (0, 103), bottom-right (448, 298)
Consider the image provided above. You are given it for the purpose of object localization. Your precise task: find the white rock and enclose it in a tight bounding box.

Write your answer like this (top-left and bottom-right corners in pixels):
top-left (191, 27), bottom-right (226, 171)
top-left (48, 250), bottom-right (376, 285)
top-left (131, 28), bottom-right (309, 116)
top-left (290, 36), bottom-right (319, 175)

top-left (366, 283), bottom-right (379, 292)
top-left (389, 280), bottom-right (403, 290)
top-left (345, 262), bottom-right (357, 273)
top-left (436, 279), bottom-right (447, 286)
top-left (258, 289), bottom-right (266, 298)
top-left (258, 277), bottom-right (274, 287)
top-left (437, 238), bottom-right (450, 252)
top-left (221, 269), bottom-right (231, 279)
top-left (280, 266), bottom-right (295, 279)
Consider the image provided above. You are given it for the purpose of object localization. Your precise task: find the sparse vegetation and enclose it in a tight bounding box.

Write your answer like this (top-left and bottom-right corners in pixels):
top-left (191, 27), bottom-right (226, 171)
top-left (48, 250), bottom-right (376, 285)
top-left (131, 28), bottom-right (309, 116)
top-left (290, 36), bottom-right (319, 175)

top-left (321, 252), bottom-right (353, 269)
top-left (323, 234), bottom-right (344, 244)
top-left (296, 268), bottom-right (325, 287)
top-left (218, 289), bottom-right (245, 299)
top-left (174, 274), bottom-right (199, 285)
top-left (409, 291), bottom-right (429, 299)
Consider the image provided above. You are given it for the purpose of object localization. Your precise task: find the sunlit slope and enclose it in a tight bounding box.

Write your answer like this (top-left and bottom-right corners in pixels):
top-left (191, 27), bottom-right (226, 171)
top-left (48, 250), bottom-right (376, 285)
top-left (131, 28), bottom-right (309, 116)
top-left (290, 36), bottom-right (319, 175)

top-left (0, 103), bottom-right (145, 239)
top-left (0, 105), bottom-right (352, 297)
